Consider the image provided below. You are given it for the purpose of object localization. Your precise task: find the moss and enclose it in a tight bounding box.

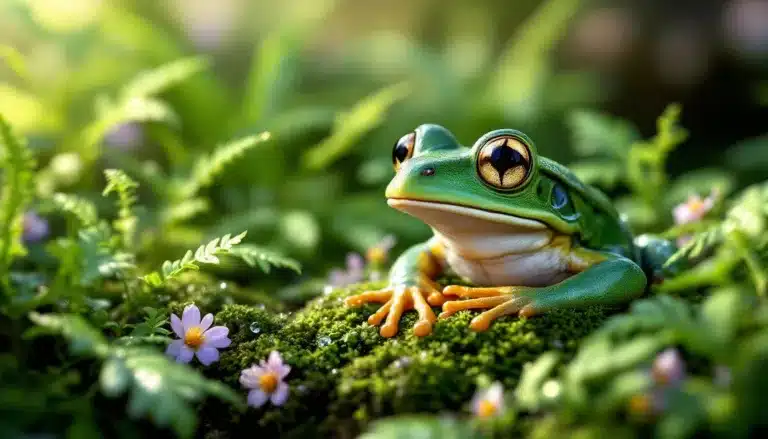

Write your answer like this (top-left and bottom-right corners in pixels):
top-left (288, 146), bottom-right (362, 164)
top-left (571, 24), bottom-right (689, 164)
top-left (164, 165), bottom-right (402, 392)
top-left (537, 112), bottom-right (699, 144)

top-left (200, 282), bottom-right (613, 438)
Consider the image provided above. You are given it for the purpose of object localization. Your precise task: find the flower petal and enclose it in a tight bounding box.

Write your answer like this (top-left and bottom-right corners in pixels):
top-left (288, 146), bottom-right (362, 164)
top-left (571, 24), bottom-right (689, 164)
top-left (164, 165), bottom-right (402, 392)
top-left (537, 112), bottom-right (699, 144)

top-left (165, 339), bottom-right (184, 357)
top-left (275, 363), bottom-right (291, 380)
top-left (196, 347), bottom-right (220, 366)
top-left (203, 325), bottom-right (229, 341)
top-left (240, 366), bottom-right (263, 388)
top-left (176, 345), bottom-right (194, 364)
top-left (247, 389), bottom-right (268, 408)
top-left (270, 382), bottom-right (289, 406)
top-left (267, 351), bottom-right (284, 369)
top-left (205, 336), bottom-right (231, 349)
top-left (199, 313), bottom-right (214, 331)
top-left (182, 304), bottom-right (201, 329)
top-left (170, 314), bottom-right (184, 338)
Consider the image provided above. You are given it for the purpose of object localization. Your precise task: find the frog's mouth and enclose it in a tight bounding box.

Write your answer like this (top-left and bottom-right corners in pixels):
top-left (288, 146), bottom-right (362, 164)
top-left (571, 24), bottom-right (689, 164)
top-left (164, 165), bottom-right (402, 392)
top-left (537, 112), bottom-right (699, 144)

top-left (387, 198), bottom-right (554, 258)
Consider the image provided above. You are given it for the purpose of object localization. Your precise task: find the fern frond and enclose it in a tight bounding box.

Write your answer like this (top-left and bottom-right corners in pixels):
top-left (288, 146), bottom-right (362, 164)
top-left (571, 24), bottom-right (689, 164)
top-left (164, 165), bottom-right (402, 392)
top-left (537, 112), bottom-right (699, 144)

top-left (159, 197), bottom-right (209, 226)
top-left (121, 56), bottom-right (209, 99)
top-left (78, 224), bottom-right (136, 286)
top-left (0, 113), bottom-right (35, 294)
top-left (27, 312), bottom-right (110, 357)
top-left (103, 169), bottom-right (139, 250)
top-left (51, 193), bottom-right (98, 227)
top-left (664, 226), bottom-right (722, 268)
top-left (141, 231), bottom-right (247, 287)
top-left (178, 132), bottom-right (271, 199)
top-left (229, 244), bottom-right (302, 274)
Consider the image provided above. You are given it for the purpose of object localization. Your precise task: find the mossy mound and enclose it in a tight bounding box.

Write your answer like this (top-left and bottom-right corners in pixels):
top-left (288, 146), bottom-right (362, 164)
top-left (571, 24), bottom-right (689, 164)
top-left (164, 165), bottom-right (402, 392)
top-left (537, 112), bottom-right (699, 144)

top-left (199, 282), bottom-right (614, 438)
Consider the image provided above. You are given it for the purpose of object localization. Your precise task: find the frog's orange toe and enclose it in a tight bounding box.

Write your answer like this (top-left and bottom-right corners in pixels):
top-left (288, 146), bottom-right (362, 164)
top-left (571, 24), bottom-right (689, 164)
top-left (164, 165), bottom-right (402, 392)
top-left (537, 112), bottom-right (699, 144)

top-left (379, 322), bottom-right (398, 338)
top-left (413, 320), bottom-right (433, 337)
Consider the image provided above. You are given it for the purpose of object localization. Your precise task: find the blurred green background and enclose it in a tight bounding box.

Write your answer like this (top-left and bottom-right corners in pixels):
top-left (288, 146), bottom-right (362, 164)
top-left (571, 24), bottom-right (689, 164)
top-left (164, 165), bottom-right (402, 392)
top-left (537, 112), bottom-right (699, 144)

top-left (2, 0), bottom-right (767, 287)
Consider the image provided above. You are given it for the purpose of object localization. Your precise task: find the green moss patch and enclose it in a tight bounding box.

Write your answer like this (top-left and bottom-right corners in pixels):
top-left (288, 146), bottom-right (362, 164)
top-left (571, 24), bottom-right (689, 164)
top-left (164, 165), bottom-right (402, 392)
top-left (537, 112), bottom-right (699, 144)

top-left (201, 282), bottom-right (613, 438)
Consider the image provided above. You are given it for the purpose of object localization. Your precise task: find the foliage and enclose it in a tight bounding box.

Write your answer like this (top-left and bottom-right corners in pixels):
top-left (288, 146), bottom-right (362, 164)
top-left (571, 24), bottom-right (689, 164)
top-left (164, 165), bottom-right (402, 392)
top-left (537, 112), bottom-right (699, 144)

top-left (0, 1), bottom-right (767, 438)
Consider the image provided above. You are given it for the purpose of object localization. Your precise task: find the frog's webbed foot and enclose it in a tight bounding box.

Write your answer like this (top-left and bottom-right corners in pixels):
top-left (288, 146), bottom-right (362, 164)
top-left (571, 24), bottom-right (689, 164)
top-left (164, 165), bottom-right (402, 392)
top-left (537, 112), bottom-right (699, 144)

top-left (439, 285), bottom-right (535, 332)
top-left (344, 277), bottom-right (445, 337)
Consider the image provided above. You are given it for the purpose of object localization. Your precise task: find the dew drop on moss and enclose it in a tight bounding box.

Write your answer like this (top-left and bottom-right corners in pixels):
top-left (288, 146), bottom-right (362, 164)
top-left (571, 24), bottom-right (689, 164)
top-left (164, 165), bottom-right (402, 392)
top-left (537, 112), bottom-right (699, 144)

top-left (249, 322), bottom-right (261, 334)
top-left (317, 335), bottom-right (332, 347)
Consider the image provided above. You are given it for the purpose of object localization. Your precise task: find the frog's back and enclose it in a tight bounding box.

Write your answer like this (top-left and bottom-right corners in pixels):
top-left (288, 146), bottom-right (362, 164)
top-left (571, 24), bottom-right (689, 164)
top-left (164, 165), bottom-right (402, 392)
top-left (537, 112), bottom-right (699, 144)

top-left (538, 157), bottom-right (637, 259)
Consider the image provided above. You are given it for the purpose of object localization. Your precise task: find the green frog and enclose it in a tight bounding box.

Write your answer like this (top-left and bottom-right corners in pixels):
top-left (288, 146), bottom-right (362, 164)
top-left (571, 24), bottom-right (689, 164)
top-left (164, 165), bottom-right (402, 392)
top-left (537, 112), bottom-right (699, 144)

top-left (345, 124), bottom-right (678, 337)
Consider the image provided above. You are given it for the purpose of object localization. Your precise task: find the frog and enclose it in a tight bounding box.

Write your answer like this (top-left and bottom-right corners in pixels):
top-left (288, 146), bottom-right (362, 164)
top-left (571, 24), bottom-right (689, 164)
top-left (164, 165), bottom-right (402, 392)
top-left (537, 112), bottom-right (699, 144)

top-left (345, 124), bottom-right (679, 338)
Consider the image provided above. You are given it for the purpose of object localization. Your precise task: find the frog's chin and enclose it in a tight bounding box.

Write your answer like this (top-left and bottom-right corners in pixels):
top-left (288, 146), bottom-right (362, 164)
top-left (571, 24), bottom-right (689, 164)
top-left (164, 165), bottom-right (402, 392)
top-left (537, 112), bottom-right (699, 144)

top-left (387, 198), bottom-right (554, 258)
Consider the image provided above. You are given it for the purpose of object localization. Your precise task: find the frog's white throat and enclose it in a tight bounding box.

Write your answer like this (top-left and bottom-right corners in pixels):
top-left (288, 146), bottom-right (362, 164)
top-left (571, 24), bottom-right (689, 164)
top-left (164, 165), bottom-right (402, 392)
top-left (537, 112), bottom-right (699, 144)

top-left (387, 198), bottom-right (555, 260)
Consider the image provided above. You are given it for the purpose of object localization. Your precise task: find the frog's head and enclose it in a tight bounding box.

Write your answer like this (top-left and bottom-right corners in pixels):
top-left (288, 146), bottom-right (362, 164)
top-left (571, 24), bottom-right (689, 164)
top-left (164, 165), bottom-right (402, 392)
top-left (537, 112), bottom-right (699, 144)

top-left (386, 124), bottom-right (582, 239)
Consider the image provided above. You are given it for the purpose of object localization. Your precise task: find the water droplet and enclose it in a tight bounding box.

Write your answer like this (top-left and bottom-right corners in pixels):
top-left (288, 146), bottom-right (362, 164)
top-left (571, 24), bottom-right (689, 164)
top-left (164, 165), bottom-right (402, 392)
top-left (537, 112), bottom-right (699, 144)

top-left (392, 357), bottom-right (412, 369)
top-left (551, 339), bottom-right (564, 349)
top-left (317, 335), bottom-right (332, 347)
top-left (219, 282), bottom-right (228, 291)
top-left (331, 368), bottom-right (338, 375)
top-left (323, 285), bottom-right (334, 295)
top-left (257, 304), bottom-right (266, 310)
top-left (297, 384), bottom-right (307, 394)
top-left (249, 322), bottom-right (261, 334)
top-left (542, 379), bottom-right (561, 399)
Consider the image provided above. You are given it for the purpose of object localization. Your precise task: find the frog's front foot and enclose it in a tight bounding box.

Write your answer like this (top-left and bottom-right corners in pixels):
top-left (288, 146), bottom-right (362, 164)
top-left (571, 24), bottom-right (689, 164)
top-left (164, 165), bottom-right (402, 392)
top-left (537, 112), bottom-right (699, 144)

top-left (439, 285), bottom-right (536, 331)
top-left (344, 277), bottom-right (445, 337)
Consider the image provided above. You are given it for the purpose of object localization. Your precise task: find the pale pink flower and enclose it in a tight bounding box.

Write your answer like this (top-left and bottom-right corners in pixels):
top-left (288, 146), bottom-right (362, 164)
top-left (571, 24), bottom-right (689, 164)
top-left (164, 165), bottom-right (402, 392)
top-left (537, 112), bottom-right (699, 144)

top-left (471, 381), bottom-right (505, 418)
top-left (652, 348), bottom-right (686, 387)
top-left (166, 304), bottom-right (231, 366)
top-left (240, 351), bottom-right (291, 408)
top-left (328, 253), bottom-right (365, 287)
top-left (673, 191), bottom-right (717, 225)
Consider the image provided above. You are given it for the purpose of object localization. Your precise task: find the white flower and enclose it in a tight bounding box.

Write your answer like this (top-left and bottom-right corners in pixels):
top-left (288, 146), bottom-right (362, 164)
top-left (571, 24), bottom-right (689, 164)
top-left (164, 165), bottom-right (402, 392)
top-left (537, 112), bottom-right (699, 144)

top-left (471, 381), bottom-right (505, 418)
top-left (166, 304), bottom-right (231, 366)
top-left (673, 191), bottom-right (717, 225)
top-left (240, 351), bottom-right (291, 408)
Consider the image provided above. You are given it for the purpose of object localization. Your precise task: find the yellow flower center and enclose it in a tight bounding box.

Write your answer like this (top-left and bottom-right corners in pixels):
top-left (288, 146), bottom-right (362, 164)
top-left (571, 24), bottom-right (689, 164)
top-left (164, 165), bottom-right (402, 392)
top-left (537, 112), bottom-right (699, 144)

top-left (476, 399), bottom-right (497, 418)
top-left (627, 394), bottom-right (652, 416)
top-left (184, 327), bottom-right (205, 349)
top-left (259, 372), bottom-right (278, 394)
top-left (366, 247), bottom-right (386, 265)
top-left (687, 198), bottom-right (706, 214)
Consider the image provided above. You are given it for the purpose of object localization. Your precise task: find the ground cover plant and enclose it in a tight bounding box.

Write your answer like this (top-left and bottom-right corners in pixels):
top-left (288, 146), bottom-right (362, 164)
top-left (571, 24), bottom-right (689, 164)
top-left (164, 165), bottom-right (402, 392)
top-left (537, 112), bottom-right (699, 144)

top-left (1, 0), bottom-right (767, 438)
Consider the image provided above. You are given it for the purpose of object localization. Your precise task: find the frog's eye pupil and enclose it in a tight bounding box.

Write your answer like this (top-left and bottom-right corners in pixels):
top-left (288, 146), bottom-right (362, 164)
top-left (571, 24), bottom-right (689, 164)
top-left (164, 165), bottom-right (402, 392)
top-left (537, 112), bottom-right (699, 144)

top-left (476, 136), bottom-right (532, 190)
top-left (552, 184), bottom-right (569, 209)
top-left (392, 132), bottom-right (416, 171)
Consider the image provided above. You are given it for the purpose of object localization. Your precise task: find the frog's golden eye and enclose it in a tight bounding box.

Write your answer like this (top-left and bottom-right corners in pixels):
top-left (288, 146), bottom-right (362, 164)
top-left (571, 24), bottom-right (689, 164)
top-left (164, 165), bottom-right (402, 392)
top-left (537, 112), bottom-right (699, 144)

top-left (392, 132), bottom-right (416, 172)
top-left (476, 136), bottom-right (532, 190)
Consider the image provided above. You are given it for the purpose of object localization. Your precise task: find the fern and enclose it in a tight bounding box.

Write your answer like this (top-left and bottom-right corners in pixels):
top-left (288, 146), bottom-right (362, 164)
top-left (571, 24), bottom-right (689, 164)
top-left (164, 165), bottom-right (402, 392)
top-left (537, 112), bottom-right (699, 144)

top-left (626, 104), bottom-right (688, 204)
top-left (120, 56), bottom-right (209, 99)
top-left (229, 244), bottom-right (302, 274)
top-left (51, 193), bottom-right (98, 227)
top-left (27, 312), bottom-right (243, 439)
top-left (302, 82), bottom-right (410, 170)
top-left (178, 132), bottom-right (271, 199)
top-left (0, 113), bottom-right (35, 295)
top-left (103, 169), bottom-right (139, 250)
top-left (78, 224), bottom-right (136, 286)
top-left (141, 231), bottom-right (247, 287)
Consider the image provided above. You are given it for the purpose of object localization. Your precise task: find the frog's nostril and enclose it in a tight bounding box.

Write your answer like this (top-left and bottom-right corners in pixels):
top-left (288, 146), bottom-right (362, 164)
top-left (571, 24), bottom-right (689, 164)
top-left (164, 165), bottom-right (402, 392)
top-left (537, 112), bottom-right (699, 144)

top-left (420, 167), bottom-right (435, 176)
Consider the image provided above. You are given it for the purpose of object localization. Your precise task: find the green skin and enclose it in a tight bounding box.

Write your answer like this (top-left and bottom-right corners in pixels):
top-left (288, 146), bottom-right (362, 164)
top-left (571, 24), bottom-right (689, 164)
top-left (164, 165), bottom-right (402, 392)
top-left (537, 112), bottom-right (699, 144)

top-left (346, 124), bottom-right (678, 337)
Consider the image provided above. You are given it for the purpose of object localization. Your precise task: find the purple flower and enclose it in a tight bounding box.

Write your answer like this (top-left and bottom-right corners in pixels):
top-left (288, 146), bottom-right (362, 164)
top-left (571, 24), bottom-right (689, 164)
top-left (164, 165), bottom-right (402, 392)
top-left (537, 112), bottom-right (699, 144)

top-left (166, 304), bottom-right (231, 366)
top-left (328, 253), bottom-right (365, 287)
top-left (652, 348), bottom-right (686, 387)
top-left (23, 211), bottom-right (49, 243)
top-left (240, 351), bottom-right (291, 408)
top-left (104, 122), bottom-right (144, 150)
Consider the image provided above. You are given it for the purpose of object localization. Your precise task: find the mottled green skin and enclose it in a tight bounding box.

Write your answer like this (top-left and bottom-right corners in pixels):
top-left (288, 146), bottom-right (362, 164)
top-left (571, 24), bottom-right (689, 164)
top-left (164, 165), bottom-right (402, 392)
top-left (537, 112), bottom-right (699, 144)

top-left (386, 124), bottom-right (676, 313)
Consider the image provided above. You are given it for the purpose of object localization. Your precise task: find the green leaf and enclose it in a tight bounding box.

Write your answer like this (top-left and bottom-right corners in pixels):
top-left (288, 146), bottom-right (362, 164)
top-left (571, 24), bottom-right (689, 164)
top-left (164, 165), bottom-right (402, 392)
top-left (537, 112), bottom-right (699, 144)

top-left (78, 224), bottom-right (136, 286)
top-left (51, 193), bottom-right (99, 227)
top-left (302, 82), bottom-right (410, 170)
top-left (487, 0), bottom-right (585, 120)
top-left (178, 132), bottom-right (271, 199)
top-left (567, 110), bottom-right (638, 159)
top-left (515, 351), bottom-right (560, 411)
top-left (279, 211), bottom-right (320, 252)
top-left (0, 83), bottom-right (62, 134)
top-left (699, 289), bottom-right (746, 357)
top-left (229, 244), bottom-right (302, 274)
top-left (0, 113), bottom-right (35, 295)
top-left (102, 347), bottom-right (244, 439)
top-left (81, 97), bottom-right (179, 163)
top-left (27, 312), bottom-right (109, 357)
top-left (726, 134), bottom-right (768, 171)
top-left (0, 46), bottom-right (28, 81)
top-left (664, 168), bottom-right (732, 207)
top-left (141, 231), bottom-right (248, 287)
top-left (103, 169), bottom-right (139, 250)
top-left (159, 197), bottom-right (209, 226)
top-left (568, 159), bottom-right (624, 189)
top-left (121, 56), bottom-right (209, 99)
top-left (359, 415), bottom-right (478, 439)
